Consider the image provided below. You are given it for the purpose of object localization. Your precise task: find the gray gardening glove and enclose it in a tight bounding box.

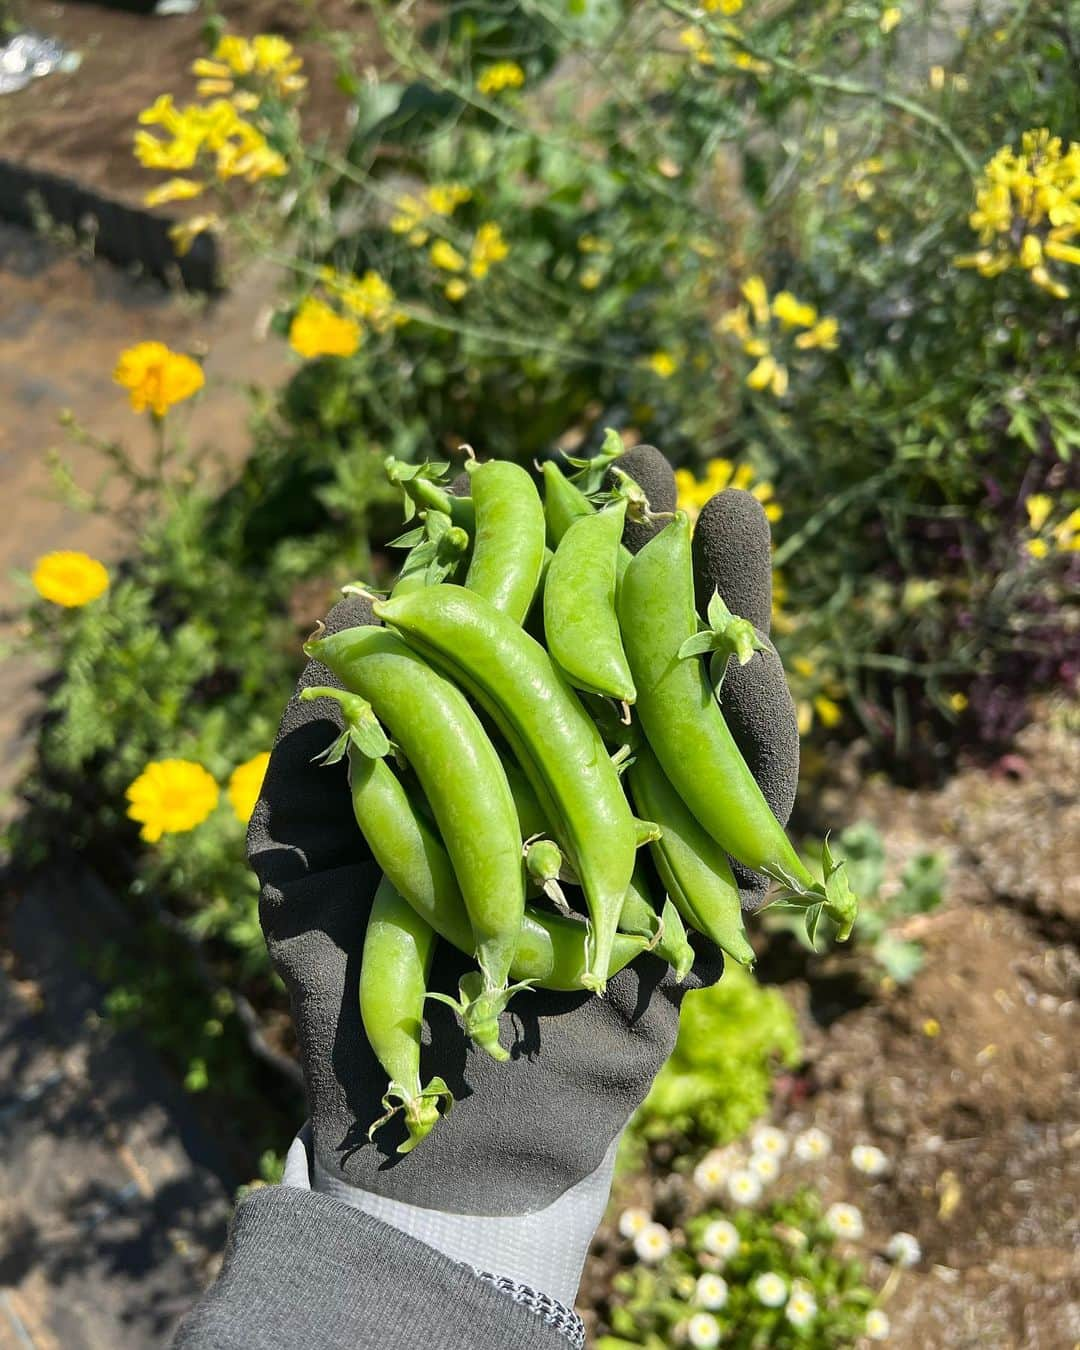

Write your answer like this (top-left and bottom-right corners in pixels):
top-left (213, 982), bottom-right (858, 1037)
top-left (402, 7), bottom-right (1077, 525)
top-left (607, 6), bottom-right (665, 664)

top-left (248, 446), bottom-right (798, 1307)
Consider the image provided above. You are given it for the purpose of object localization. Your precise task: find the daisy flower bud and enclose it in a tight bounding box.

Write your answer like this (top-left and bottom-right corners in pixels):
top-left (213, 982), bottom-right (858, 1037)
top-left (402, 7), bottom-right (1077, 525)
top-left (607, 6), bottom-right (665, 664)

top-left (885, 1231), bottom-right (922, 1267)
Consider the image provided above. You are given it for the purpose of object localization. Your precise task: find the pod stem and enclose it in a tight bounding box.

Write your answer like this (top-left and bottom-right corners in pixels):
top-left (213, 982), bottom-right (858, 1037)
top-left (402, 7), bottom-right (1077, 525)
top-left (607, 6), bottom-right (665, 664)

top-left (369, 1077), bottom-right (453, 1154)
top-left (427, 971), bottom-right (534, 1062)
top-left (299, 686), bottom-right (391, 762)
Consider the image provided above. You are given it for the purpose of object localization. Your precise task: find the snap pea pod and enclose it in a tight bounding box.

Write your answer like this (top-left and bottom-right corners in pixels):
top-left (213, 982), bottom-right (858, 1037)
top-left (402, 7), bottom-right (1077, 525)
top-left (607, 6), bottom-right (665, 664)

top-left (361, 875), bottom-right (451, 1153)
top-left (628, 743), bottom-right (755, 967)
top-left (544, 500), bottom-right (636, 704)
top-left (302, 627), bottom-right (527, 1052)
top-left (542, 460), bottom-right (594, 547)
top-left (302, 684), bottom-right (645, 995)
top-left (504, 758), bottom-right (549, 840)
top-left (463, 459), bottom-right (546, 624)
top-left (374, 585), bottom-right (639, 993)
top-left (385, 456), bottom-right (475, 533)
top-left (618, 859), bottom-right (695, 982)
top-left (618, 513), bottom-right (857, 937)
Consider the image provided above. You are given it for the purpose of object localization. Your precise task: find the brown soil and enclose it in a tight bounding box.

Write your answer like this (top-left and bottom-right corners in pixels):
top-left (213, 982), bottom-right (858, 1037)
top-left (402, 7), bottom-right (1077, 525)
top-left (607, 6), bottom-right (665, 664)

top-left (584, 707), bottom-right (1080, 1349)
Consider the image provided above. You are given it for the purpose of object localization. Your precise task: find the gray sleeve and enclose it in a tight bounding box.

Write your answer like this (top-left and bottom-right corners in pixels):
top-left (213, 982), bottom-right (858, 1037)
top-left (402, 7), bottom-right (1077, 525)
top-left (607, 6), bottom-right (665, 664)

top-left (172, 1186), bottom-right (575, 1350)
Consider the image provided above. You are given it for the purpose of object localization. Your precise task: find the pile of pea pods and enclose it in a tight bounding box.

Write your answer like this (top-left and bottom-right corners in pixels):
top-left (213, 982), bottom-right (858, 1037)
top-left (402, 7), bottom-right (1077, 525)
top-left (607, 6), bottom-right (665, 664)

top-left (302, 441), bottom-right (857, 1152)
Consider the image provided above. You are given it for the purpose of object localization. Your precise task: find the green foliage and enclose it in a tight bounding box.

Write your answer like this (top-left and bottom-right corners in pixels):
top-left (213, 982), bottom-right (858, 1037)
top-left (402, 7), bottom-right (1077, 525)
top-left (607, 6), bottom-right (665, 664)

top-left (602, 1189), bottom-right (878, 1348)
top-left (627, 966), bottom-right (801, 1153)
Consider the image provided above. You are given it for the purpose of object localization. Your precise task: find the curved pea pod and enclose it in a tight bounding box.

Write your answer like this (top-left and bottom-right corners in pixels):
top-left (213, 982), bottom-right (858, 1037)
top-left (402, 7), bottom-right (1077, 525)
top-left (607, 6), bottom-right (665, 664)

top-left (618, 859), bottom-right (695, 983)
top-left (361, 875), bottom-right (452, 1153)
top-left (542, 460), bottom-right (595, 546)
top-left (385, 456), bottom-right (475, 533)
top-left (301, 628), bottom-right (527, 1053)
top-left (628, 744), bottom-right (755, 967)
top-left (544, 499), bottom-right (637, 705)
top-left (617, 513), bottom-right (857, 939)
top-left (374, 585), bottom-right (639, 994)
top-left (463, 459), bottom-right (547, 624)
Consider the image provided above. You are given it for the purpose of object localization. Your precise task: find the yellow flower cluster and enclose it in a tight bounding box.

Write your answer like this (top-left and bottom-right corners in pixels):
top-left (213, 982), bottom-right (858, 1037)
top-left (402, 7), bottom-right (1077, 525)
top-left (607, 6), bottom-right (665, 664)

top-left (288, 267), bottom-right (405, 358)
top-left (1024, 493), bottom-right (1080, 558)
top-left (678, 22), bottom-right (769, 74)
top-left (844, 156), bottom-right (886, 202)
top-left (391, 182), bottom-right (472, 245)
top-left (718, 276), bottom-right (838, 397)
top-left (476, 61), bottom-right (526, 96)
top-left (32, 551), bottom-right (110, 607)
top-left (192, 34), bottom-right (306, 102)
top-left (955, 129), bottom-right (1080, 298)
top-left (113, 341), bottom-right (205, 416)
top-left (646, 350), bottom-right (679, 379)
top-left (125, 752), bottom-right (269, 843)
top-left (675, 457), bottom-right (782, 525)
top-left (428, 221), bottom-right (509, 299)
top-left (789, 656), bottom-right (845, 736)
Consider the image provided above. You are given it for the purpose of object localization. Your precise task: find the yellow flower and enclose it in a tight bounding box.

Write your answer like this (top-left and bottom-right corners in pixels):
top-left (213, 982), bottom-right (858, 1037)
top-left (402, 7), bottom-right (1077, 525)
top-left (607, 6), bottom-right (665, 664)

top-left (431, 239), bottom-right (467, 273)
top-left (227, 752), bottom-right (271, 825)
top-left (1053, 507), bottom-right (1080, 551)
top-left (679, 27), bottom-right (714, 65)
top-left (445, 278), bottom-right (468, 302)
top-left (289, 297), bottom-right (361, 359)
top-left (580, 267), bottom-right (602, 290)
top-left (114, 341), bottom-right (204, 416)
top-left (476, 61), bottom-right (525, 96)
top-left (814, 695), bottom-right (843, 728)
top-left (741, 275), bottom-right (770, 326)
top-left (947, 691), bottom-right (969, 712)
top-left (469, 222), bottom-right (509, 278)
top-left (32, 551), bottom-right (109, 607)
top-left (425, 182), bottom-right (471, 215)
top-left (1026, 537), bottom-right (1049, 559)
top-left (717, 305), bottom-right (752, 343)
top-left (880, 6), bottom-right (902, 33)
top-left (126, 759), bottom-right (220, 843)
top-left (677, 459), bottom-right (781, 525)
top-left (795, 316), bottom-right (840, 351)
top-left (769, 361), bottom-right (789, 397)
top-left (647, 350), bottom-right (679, 379)
top-left (772, 291), bottom-right (817, 328)
top-left (746, 354), bottom-right (777, 390)
top-left (929, 65), bottom-right (946, 90)
top-left (321, 268), bottom-right (403, 333)
top-left (391, 195), bottom-right (426, 235)
top-left (199, 33), bottom-right (305, 97)
top-left (1025, 493), bottom-right (1053, 531)
top-left (169, 213), bottom-right (221, 257)
top-left (143, 177), bottom-right (204, 207)
top-left (703, 0), bottom-right (743, 10)
top-left (796, 701), bottom-right (813, 736)
top-left (1019, 234), bottom-right (1043, 269)
top-left (578, 234), bottom-right (611, 254)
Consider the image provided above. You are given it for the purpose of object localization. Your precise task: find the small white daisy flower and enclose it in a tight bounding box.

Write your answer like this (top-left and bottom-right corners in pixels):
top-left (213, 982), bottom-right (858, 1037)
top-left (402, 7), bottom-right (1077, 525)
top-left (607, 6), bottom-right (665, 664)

top-left (686, 1311), bottom-right (722, 1347)
top-left (865, 1307), bottom-right (891, 1340)
top-left (825, 1202), bottom-right (865, 1240)
top-left (727, 1167), bottom-right (763, 1205)
top-left (618, 1206), bottom-right (651, 1239)
top-left (793, 1127), bottom-right (832, 1162)
top-left (851, 1144), bottom-right (890, 1177)
top-left (693, 1149), bottom-right (731, 1195)
top-left (885, 1231), bottom-right (921, 1267)
top-left (749, 1151), bottom-right (780, 1184)
top-left (632, 1220), bottom-right (672, 1264)
top-left (751, 1124), bottom-right (789, 1159)
top-left (785, 1286), bottom-right (818, 1328)
top-left (754, 1271), bottom-right (788, 1307)
top-left (694, 1273), bottom-right (729, 1310)
top-left (700, 1219), bottom-right (740, 1260)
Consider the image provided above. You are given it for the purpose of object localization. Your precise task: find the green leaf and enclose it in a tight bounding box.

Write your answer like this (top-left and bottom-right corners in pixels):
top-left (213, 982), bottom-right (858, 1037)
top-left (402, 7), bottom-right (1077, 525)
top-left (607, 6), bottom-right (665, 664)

top-left (677, 631), bottom-right (718, 660)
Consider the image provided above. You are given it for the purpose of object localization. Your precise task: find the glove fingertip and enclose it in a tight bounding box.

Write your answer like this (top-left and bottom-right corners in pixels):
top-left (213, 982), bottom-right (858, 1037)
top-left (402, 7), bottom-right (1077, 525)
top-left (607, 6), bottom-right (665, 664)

top-left (692, 488), bottom-right (773, 634)
top-left (605, 444), bottom-right (677, 554)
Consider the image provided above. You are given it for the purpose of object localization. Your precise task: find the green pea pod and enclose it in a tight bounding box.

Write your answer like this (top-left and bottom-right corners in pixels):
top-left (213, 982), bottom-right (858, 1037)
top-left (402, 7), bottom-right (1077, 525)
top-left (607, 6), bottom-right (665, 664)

top-left (374, 585), bottom-right (639, 994)
top-left (361, 875), bottom-right (452, 1153)
top-left (304, 692), bottom-right (647, 1000)
top-left (628, 743), bottom-right (755, 967)
top-left (301, 628), bottom-right (527, 1053)
top-left (542, 460), bottom-right (595, 546)
top-left (617, 513), bottom-right (857, 938)
top-left (618, 859), bottom-right (695, 982)
top-left (504, 758), bottom-right (549, 840)
top-left (544, 500), bottom-right (637, 705)
top-left (463, 460), bottom-right (546, 623)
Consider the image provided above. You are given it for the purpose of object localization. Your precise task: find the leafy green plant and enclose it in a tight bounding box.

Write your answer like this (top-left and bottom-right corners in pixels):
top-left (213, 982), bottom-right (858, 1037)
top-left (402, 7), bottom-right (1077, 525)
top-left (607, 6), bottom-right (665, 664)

top-left (627, 965), bottom-right (801, 1156)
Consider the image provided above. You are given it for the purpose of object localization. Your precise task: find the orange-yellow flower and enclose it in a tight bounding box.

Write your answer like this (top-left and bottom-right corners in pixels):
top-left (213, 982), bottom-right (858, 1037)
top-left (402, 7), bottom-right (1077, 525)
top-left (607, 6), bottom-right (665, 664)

top-left (113, 342), bottom-right (205, 416)
top-left (227, 752), bottom-right (271, 824)
top-left (288, 297), bottom-right (361, 359)
top-left (31, 551), bottom-right (110, 607)
top-left (126, 759), bottom-right (220, 843)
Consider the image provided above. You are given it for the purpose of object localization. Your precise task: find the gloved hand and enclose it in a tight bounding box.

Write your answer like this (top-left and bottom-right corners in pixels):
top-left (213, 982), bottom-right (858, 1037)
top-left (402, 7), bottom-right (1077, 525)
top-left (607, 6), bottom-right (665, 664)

top-left (248, 446), bottom-right (799, 1309)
